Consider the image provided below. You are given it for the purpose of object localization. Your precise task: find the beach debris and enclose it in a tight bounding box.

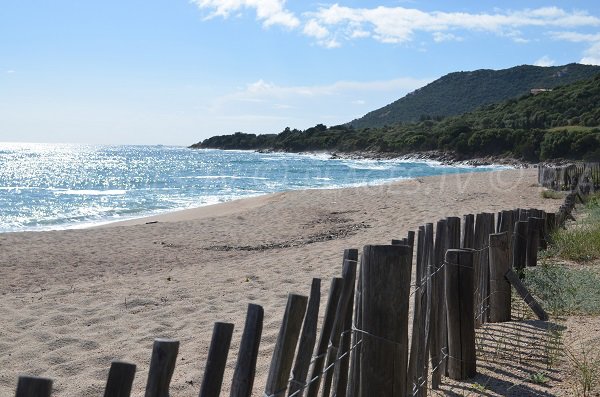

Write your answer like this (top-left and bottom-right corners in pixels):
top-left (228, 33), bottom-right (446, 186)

top-left (205, 222), bottom-right (370, 252)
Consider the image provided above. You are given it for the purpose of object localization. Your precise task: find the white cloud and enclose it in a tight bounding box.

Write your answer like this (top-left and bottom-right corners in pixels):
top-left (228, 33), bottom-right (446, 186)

top-left (432, 32), bottom-right (463, 43)
top-left (352, 99), bottom-right (366, 105)
top-left (550, 31), bottom-right (600, 42)
top-left (534, 55), bottom-right (555, 66)
top-left (549, 31), bottom-right (600, 65)
top-left (581, 42), bottom-right (600, 65)
top-left (303, 5), bottom-right (600, 47)
top-left (191, 0), bottom-right (300, 28)
top-left (303, 19), bottom-right (329, 39)
top-left (6, 70), bottom-right (15, 74)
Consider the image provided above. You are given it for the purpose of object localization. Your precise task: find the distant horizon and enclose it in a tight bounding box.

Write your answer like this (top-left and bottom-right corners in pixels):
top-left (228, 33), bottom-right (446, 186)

top-left (3, 1), bottom-right (600, 145)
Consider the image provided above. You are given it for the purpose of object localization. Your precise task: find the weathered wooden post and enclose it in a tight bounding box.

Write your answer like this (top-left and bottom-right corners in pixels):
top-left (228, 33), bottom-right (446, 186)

top-left (230, 304), bottom-right (263, 397)
top-left (461, 214), bottom-right (475, 249)
top-left (104, 361), bottom-right (136, 397)
top-left (264, 294), bottom-right (308, 397)
top-left (445, 249), bottom-right (476, 380)
top-left (407, 227), bottom-right (424, 391)
top-left (430, 219), bottom-right (447, 389)
top-left (488, 232), bottom-right (511, 323)
top-left (446, 217), bottom-right (461, 249)
top-left (505, 270), bottom-right (549, 321)
top-left (408, 227), bottom-right (424, 396)
top-left (526, 217), bottom-right (544, 267)
top-left (410, 224), bottom-right (433, 397)
top-left (15, 376), bottom-right (53, 397)
top-left (145, 339), bottom-right (179, 397)
top-left (288, 278), bottom-right (321, 397)
top-left (322, 256), bottom-right (357, 397)
top-left (473, 213), bottom-right (494, 327)
top-left (359, 245), bottom-right (412, 397)
top-left (199, 322), bottom-right (234, 397)
top-left (512, 221), bottom-right (528, 272)
top-left (332, 252), bottom-right (359, 397)
top-left (347, 265), bottom-right (363, 397)
top-left (306, 278), bottom-right (343, 397)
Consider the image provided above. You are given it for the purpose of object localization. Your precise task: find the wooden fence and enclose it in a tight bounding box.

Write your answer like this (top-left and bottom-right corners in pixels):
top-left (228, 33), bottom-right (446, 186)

top-left (538, 162), bottom-right (600, 193)
top-left (15, 176), bottom-right (583, 397)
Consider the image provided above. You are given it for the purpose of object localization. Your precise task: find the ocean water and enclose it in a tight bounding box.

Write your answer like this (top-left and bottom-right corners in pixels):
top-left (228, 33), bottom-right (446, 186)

top-left (0, 143), bottom-right (504, 232)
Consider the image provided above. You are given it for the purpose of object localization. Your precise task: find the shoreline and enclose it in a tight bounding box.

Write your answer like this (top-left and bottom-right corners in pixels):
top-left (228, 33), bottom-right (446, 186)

top-left (1, 155), bottom-right (515, 233)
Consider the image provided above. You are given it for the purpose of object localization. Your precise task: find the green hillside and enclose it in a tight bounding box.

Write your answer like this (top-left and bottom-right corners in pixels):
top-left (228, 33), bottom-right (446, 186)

top-left (193, 72), bottom-right (600, 162)
top-left (349, 63), bottom-right (600, 129)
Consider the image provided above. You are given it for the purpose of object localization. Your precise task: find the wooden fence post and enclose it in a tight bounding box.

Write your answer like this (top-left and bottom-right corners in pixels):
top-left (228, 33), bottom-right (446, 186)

top-left (407, 226), bottom-right (424, 396)
top-left (332, 251), bottom-right (359, 397)
top-left (446, 217), bottom-right (461, 250)
top-left (199, 322), bottom-right (235, 397)
top-left (359, 245), bottom-right (412, 397)
top-left (473, 213), bottom-right (494, 327)
top-left (430, 219), bottom-right (447, 389)
top-left (445, 249), bottom-right (476, 380)
top-left (264, 294), bottom-right (308, 397)
top-left (412, 224), bottom-right (433, 396)
top-left (322, 256), bottom-right (357, 397)
top-left (288, 278), bottom-right (321, 397)
top-left (512, 221), bottom-right (528, 272)
top-left (305, 278), bottom-right (343, 397)
top-left (145, 339), bottom-right (179, 397)
top-left (527, 217), bottom-right (544, 267)
top-left (488, 232), bottom-right (511, 323)
top-left (104, 361), bottom-right (136, 397)
top-left (15, 376), bottom-right (53, 397)
top-left (347, 267), bottom-right (363, 397)
top-left (230, 304), bottom-right (264, 397)
top-left (461, 214), bottom-right (475, 249)
top-left (504, 270), bottom-right (549, 321)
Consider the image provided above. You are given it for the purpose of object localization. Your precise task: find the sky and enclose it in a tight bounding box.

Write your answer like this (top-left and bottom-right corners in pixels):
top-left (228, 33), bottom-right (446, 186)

top-left (2, 1), bottom-right (600, 146)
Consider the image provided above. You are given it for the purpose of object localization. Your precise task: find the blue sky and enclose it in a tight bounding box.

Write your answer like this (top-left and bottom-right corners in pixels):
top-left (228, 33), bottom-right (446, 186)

top-left (2, 1), bottom-right (600, 145)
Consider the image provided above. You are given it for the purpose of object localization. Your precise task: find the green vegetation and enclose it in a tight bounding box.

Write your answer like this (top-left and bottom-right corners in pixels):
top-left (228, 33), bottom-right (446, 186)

top-left (541, 190), bottom-right (565, 199)
top-left (529, 372), bottom-right (550, 386)
top-left (524, 263), bottom-right (600, 315)
top-left (566, 343), bottom-right (600, 396)
top-left (546, 195), bottom-right (600, 262)
top-left (350, 63), bottom-right (600, 129)
top-left (524, 196), bottom-right (600, 315)
top-left (192, 68), bottom-right (600, 161)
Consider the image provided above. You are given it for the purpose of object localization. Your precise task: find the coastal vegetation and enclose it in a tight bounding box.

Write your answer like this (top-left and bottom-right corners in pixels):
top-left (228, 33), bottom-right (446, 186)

top-left (192, 70), bottom-right (600, 161)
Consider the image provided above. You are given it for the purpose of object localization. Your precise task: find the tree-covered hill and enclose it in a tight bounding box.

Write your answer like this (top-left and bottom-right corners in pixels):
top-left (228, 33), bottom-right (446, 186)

top-left (192, 72), bottom-right (600, 162)
top-left (348, 63), bottom-right (600, 129)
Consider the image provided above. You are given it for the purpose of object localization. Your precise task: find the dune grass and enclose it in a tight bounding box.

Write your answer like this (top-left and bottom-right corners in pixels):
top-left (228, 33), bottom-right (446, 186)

top-left (541, 190), bottom-right (565, 200)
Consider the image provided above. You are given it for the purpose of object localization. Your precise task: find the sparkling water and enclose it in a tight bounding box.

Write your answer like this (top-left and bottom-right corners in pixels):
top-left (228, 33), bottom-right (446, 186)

top-left (0, 143), bottom-right (503, 232)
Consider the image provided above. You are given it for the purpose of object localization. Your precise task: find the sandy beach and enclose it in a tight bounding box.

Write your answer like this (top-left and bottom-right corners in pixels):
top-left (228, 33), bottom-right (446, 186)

top-left (0, 168), bottom-right (561, 396)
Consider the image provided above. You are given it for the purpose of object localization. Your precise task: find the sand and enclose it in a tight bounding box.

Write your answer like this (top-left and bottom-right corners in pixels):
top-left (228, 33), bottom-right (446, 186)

top-left (0, 168), bottom-right (561, 396)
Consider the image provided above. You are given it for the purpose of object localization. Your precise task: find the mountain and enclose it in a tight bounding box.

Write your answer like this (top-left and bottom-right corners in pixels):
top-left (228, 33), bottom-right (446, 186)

top-left (193, 72), bottom-right (600, 161)
top-left (348, 63), bottom-right (600, 129)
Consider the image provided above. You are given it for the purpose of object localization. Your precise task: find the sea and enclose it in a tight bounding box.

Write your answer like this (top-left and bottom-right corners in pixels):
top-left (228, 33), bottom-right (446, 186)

top-left (0, 143), bottom-right (506, 233)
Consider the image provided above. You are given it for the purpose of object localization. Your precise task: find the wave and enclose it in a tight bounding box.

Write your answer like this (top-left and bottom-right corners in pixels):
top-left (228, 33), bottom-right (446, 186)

top-left (178, 175), bottom-right (269, 180)
top-left (52, 189), bottom-right (128, 196)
